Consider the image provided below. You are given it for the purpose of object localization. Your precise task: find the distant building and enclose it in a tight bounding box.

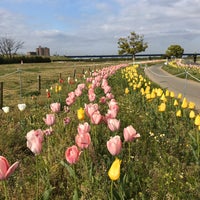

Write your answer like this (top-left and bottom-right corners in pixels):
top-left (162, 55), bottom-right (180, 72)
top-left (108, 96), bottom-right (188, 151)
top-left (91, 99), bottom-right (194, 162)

top-left (36, 46), bottom-right (50, 56)
top-left (27, 51), bottom-right (37, 56)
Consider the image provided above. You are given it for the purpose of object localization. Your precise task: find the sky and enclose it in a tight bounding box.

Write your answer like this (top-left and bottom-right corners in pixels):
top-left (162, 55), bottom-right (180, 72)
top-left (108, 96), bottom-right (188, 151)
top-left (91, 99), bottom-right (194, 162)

top-left (0, 0), bottom-right (200, 56)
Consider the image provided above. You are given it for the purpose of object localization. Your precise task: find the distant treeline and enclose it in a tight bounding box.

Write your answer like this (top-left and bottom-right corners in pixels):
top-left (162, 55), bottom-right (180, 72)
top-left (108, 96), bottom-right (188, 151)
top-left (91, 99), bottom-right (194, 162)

top-left (0, 56), bottom-right (51, 64)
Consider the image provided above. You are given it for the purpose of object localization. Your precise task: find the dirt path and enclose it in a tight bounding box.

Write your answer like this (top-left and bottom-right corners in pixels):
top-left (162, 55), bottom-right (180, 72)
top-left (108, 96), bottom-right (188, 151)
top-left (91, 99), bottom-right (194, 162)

top-left (144, 64), bottom-right (200, 110)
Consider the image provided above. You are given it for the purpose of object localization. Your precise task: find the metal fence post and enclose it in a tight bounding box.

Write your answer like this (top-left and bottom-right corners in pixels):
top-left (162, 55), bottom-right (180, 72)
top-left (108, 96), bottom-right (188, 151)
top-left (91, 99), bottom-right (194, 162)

top-left (0, 82), bottom-right (3, 109)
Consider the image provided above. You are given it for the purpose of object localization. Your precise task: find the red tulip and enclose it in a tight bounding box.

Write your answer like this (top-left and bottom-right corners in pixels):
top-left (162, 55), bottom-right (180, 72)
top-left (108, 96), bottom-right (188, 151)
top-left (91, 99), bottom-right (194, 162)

top-left (0, 156), bottom-right (19, 180)
top-left (107, 135), bottom-right (122, 156)
top-left (65, 145), bottom-right (81, 164)
top-left (123, 125), bottom-right (140, 142)
top-left (26, 129), bottom-right (44, 155)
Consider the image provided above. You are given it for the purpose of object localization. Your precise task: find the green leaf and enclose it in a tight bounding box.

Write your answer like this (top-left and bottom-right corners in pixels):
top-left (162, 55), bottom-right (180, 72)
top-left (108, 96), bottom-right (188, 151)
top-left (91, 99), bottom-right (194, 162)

top-left (60, 160), bottom-right (75, 178)
top-left (42, 186), bottom-right (56, 200)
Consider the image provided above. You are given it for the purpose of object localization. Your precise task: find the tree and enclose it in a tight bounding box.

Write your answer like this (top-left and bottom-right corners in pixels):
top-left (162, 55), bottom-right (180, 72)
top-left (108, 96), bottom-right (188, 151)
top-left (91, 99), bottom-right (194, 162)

top-left (165, 44), bottom-right (184, 58)
top-left (118, 32), bottom-right (148, 60)
top-left (0, 37), bottom-right (24, 58)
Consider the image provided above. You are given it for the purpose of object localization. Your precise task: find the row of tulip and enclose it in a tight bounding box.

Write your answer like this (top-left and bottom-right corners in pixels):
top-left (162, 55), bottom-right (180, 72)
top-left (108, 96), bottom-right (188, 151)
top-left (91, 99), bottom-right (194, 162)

top-left (0, 63), bottom-right (142, 199)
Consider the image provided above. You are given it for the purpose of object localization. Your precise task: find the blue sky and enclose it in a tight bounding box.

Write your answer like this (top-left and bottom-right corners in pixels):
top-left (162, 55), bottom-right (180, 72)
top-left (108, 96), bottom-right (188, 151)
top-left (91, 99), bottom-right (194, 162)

top-left (0, 0), bottom-right (200, 55)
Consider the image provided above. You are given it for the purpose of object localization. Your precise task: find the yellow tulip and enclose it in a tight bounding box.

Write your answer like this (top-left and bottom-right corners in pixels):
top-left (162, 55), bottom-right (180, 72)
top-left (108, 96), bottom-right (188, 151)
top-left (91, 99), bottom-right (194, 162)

top-left (125, 88), bottom-right (129, 94)
top-left (77, 107), bottom-right (85, 120)
top-left (174, 99), bottom-right (179, 106)
top-left (158, 102), bottom-right (166, 112)
top-left (108, 158), bottom-right (122, 181)
top-left (181, 98), bottom-right (188, 109)
top-left (156, 88), bottom-right (163, 97)
top-left (160, 94), bottom-right (167, 102)
top-left (165, 90), bottom-right (169, 96)
top-left (189, 110), bottom-right (195, 119)
top-left (170, 91), bottom-right (175, 98)
top-left (176, 110), bottom-right (182, 117)
top-left (177, 93), bottom-right (182, 99)
top-left (188, 102), bottom-right (195, 109)
top-left (194, 115), bottom-right (200, 126)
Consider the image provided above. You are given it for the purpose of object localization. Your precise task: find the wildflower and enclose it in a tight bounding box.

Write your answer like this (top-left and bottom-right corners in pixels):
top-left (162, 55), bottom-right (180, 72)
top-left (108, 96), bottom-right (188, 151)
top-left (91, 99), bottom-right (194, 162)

top-left (65, 145), bottom-right (81, 164)
top-left (77, 107), bottom-right (85, 120)
top-left (0, 156), bottom-right (19, 180)
top-left (108, 158), bottom-right (122, 181)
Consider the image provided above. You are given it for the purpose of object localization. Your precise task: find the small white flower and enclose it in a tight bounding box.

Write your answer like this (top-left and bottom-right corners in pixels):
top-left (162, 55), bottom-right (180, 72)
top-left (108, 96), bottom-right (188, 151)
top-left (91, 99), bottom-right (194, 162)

top-left (18, 103), bottom-right (26, 111)
top-left (2, 106), bottom-right (10, 113)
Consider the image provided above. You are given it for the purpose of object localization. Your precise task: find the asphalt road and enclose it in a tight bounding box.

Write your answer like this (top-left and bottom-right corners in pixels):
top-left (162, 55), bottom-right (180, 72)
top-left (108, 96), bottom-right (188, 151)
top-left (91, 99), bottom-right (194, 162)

top-left (144, 64), bottom-right (200, 110)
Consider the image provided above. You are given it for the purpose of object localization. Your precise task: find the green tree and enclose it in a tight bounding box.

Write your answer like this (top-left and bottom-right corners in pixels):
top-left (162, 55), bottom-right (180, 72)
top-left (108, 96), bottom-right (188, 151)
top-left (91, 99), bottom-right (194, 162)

top-left (165, 44), bottom-right (184, 58)
top-left (118, 32), bottom-right (148, 60)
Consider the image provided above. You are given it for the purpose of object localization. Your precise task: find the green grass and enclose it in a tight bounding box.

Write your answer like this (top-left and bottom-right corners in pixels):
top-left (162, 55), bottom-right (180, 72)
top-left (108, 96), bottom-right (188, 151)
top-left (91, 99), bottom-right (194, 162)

top-left (0, 61), bottom-right (199, 199)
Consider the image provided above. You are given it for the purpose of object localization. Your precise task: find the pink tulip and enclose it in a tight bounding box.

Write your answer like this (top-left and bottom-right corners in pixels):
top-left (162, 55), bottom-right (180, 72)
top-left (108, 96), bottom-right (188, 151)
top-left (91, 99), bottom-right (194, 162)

top-left (107, 135), bottom-right (122, 156)
top-left (99, 96), bottom-right (107, 104)
top-left (107, 118), bottom-right (120, 132)
top-left (108, 99), bottom-right (119, 112)
top-left (65, 145), bottom-right (81, 164)
top-left (77, 83), bottom-right (85, 90)
top-left (88, 93), bottom-right (96, 102)
top-left (77, 122), bottom-right (91, 134)
top-left (123, 125), bottom-right (140, 142)
top-left (75, 88), bottom-right (82, 97)
top-left (75, 132), bottom-right (91, 149)
top-left (106, 109), bottom-right (118, 119)
top-left (43, 127), bottom-right (53, 136)
top-left (84, 103), bottom-right (99, 117)
top-left (103, 85), bottom-right (111, 94)
top-left (90, 111), bottom-right (102, 124)
top-left (26, 129), bottom-right (44, 155)
top-left (50, 102), bottom-right (60, 113)
top-left (106, 93), bottom-right (114, 100)
top-left (43, 114), bottom-right (56, 126)
top-left (0, 156), bottom-right (19, 180)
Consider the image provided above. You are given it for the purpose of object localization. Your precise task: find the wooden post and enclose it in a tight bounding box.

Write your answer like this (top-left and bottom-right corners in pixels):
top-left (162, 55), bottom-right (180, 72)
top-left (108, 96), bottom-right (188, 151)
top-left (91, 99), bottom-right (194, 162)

top-left (73, 69), bottom-right (76, 79)
top-left (59, 73), bottom-right (62, 79)
top-left (0, 82), bottom-right (3, 109)
top-left (37, 75), bottom-right (41, 93)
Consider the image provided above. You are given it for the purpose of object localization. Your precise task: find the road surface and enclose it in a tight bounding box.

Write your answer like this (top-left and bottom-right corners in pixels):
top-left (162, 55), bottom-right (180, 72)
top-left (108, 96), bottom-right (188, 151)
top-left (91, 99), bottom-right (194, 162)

top-left (144, 64), bottom-right (200, 110)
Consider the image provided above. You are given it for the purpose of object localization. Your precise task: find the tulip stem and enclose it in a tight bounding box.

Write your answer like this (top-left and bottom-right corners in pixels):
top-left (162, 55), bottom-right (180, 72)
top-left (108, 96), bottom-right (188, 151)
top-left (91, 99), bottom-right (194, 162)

top-left (36, 156), bottom-right (39, 200)
top-left (128, 142), bottom-right (131, 162)
top-left (110, 180), bottom-right (113, 200)
top-left (3, 180), bottom-right (8, 200)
